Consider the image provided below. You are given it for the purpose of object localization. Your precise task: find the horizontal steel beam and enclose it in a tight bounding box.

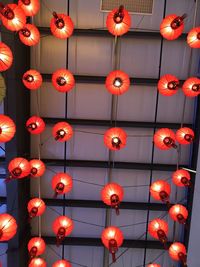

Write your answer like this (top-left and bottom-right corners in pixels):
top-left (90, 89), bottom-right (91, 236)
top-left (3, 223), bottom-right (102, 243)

top-left (44, 198), bottom-right (169, 211)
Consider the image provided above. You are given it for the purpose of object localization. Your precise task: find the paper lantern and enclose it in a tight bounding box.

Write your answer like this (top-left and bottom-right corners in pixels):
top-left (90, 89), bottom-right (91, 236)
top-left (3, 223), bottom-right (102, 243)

top-left (0, 213), bottom-right (17, 241)
top-left (101, 226), bottom-right (124, 262)
top-left (160, 14), bottom-right (186, 40)
top-left (53, 216), bottom-right (74, 246)
top-left (18, 0), bottom-right (40, 17)
top-left (52, 260), bottom-right (71, 267)
top-left (169, 242), bottom-right (187, 266)
top-left (154, 128), bottom-right (177, 150)
top-left (23, 69), bottom-right (42, 90)
top-left (105, 70), bottom-right (130, 95)
top-left (29, 258), bottom-right (46, 267)
top-left (148, 218), bottom-right (168, 245)
top-left (106, 5), bottom-right (131, 36)
top-left (169, 204), bottom-right (188, 224)
top-left (150, 180), bottom-right (171, 204)
top-left (101, 183), bottom-right (124, 215)
top-left (182, 77), bottom-right (200, 97)
top-left (8, 157), bottom-right (31, 180)
top-left (50, 12), bottom-right (74, 39)
top-left (148, 264), bottom-right (161, 267)
top-left (27, 198), bottom-right (46, 219)
top-left (0, 42), bottom-right (13, 72)
top-left (0, 3), bottom-right (26, 31)
top-left (19, 24), bottom-right (40, 46)
top-left (26, 116), bottom-right (45, 135)
top-left (52, 69), bottom-right (75, 93)
top-left (172, 169), bottom-right (191, 187)
top-left (29, 159), bottom-right (46, 177)
top-left (104, 127), bottom-right (127, 151)
top-left (28, 237), bottom-right (46, 259)
top-left (158, 74), bottom-right (179, 96)
top-left (187, 27), bottom-right (200, 48)
top-left (52, 172), bottom-right (73, 197)
top-left (176, 127), bottom-right (194, 145)
top-left (0, 114), bottom-right (16, 142)
top-left (52, 122), bottom-right (73, 142)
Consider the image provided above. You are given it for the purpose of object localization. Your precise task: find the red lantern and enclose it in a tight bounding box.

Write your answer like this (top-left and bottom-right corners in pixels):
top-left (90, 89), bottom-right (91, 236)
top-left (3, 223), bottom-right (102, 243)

top-left (0, 42), bottom-right (13, 72)
top-left (19, 24), bottom-right (40, 46)
top-left (150, 180), bottom-right (171, 204)
top-left (169, 204), bottom-right (188, 224)
top-left (0, 213), bottom-right (17, 241)
top-left (158, 74), bottom-right (179, 96)
top-left (18, 0), bottom-right (40, 17)
top-left (101, 226), bottom-right (123, 262)
top-left (0, 3), bottom-right (26, 32)
top-left (50, 12), bottom-right (74, 39)
top-left (53, 216), bottom-right (74, 246)
top-left (26, 116), bottom-right (45, 135)
top-left (52, 260), bottom-right (71, 267)
top-left (148, 218), bottom-right (168, 245)
top-left (187, 27), bottom-right (200, 48)
top-left (154, 128), bottom-right (177, 150)
top-left (101, 183), bottom-right (124, 215)
top-left (52, 122), bottom-right (73, 142)
top-left (0, 114), bottom-right (16, 142)
top-left (182, 77), bottom-right (200, 97)
top-left (106, 5), bottom-right (131, 36)
top-left (29, 258), bottom-right (46, 267)
top-left (29, 159), bottom-right (46, 178)
top-left (23, 69), bottom-right (42, 90)
top-left (52, 172), bottom-right (73, 197)
top-left (169, 242), bottom-right (187, 266)
top-left (8, 157), bottom-right (31, 180)
top-left (27, 198), bottom-right (46, 219)
top-left (148, 264), bottom-right (161, 267)
top-left (52, 69), bottom-right (75, 93)
top-left (172, 169), bottom-right (191, 187)
top-left (105, 70), bottom-right (130, 95)
top-left (28, 237), bottom-right (46, 260)
top-left (104, 127), bottom-right (127, 151)
top-left (176, 127), bottom-right (194, 145)
top-left (160, 14), bottom-right (186, 40)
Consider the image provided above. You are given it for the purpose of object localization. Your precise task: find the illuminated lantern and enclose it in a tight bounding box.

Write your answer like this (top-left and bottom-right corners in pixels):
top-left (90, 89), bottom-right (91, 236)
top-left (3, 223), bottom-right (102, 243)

top-left (19, 24), bottom-right (40, 46)
top-left (52, 122), bottom-right (73, 142)
top-left (182, 77), bottom-right (200, 97)
top-left (52, 216), bottom-right (74, 246)
top-left (29, 159), bottom-right (46, 178)
top-left (23, 69), bottom-right (42, 90)
top-left (50, 12), bottom-right (74, 39)
top-left (105, 70), bottom-right (130, 95)
top-left (0, 3), bottom-right (26, 32)
top-left (101, 183), bottom-right (124, 215)
top-left (148, 264), bottom-right (161, 267)
top-left (169, 242), bottom-right (187, 266)
top-left (52, 260), bottom-right (71, 267)
top-left (27, 198), bottom-right (46, 219)
top-left (18, 0), bottom-right (40, 17)
top-left (0, 114), bottom-right (16, 142)
top-left (169, 204), bottom-right (188, 224)
top-left (28, 237), bottom-right (46, 260)
top-left (26, 116), bottom-right (45, 135)
top-left (0, 213), bottom-right (17, 241)
top-left (187, 27), bottom-right (200, 48)
top-left (160, 14), bottom-right (186, 40)
top-left (8, 157), bottom-right (31, 180)
top-left (52, 69), bottom-right (75, 93)
top-left (29, 258), bottom-right (46, 267)
top-left (150, 180), bottom-right (171, 204)
top-left (104, 127), bottom-right (127, 151)
top-left (176, 127), bottom-right (194, 145)
top-left (172, 169), bottom-right (191, 187)
top-left (52, 172), bottom-right (73, 197)
top-left (148, 218), bottom-right (168, 245)
top-left (154, 128), bottom-right (177, 150)
top-left (101, 226), bottom-right (123, 262)
top-left (0, 42), bottom-right (13, 72)
top-left (158, 74), bottom-right (179, 96)
top-left (106, 5), bottom-right (131, 36)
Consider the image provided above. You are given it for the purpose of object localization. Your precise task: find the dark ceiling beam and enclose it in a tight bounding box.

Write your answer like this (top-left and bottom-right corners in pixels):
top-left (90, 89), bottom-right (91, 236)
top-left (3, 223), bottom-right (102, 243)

top-left (0, 197), bottom-right (6, 205)
top-left (44, 198), bottom-right (169, 211)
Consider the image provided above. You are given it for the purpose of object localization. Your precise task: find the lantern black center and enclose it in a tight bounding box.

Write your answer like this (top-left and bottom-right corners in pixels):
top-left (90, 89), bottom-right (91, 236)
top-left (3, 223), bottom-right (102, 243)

top-left (31, 167), bottom-right (38, 175)
top-left (113, 5), bottom-right (124, 24)
top-left (56, 182), bottom-right (65, 193)
top-left (22, 0), bottom-right (31, 5)
top-left (112, 137), bottom-right (121, 149)
top-left (113, 78), bottom-right (123, 88)
top-left (4, 7), bottom-right (14, 20)
top-left (21, 28), bottom-right (31, 38)
top-left (192, 83), bottom-right (200, 92)
top-left (12, 167), bottom-right (22, 177)
top-left (56, 76), bottom-right (66, 86)
top-left (168, 81), bottom-right (178, 90)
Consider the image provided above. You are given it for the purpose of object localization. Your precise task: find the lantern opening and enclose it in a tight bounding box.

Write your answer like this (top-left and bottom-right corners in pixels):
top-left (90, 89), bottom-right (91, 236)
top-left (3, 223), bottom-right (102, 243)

top-left (168, 81), bottom-right (178, 90)
top-left (56, 182), bottom-right (65, 193)
top-left (197, 32), bottom-right (200, 40)
top-left (11, 167), bottom-right (22, 177)
top-left (29, 246), bottom-right (38, 258)
top-left (109, 239), bottom-right (118, 262)
top-left (159, 190), bottom-right (169, 202)
top-left (0, 4), bottom-right (14, 20)
top-left (56, 76), bottom-right (67, 86)
top-left (113, 5), bottom-right (124, 24)
top-left (163, 137), bottom-right (177, 148)
top-left (192, 83), bottom-right (200, 92)
top-left (177, 214), bottom-right (186, 224)
top-left (24, 74), bottom-right (34, 83)
top-left (181, 176), bottom-right (191, 187)
top-left (157, 229), bottom-right (167, 244)
top-left (29, 207), bottom-right (38, 219)
top-left (113, 77), bottom-right (123, 87)
top-left (0, 127), bottom-right (2, 134)
top-left (184, 134), bottom-right (194, 142)
top-left (178, 252), bottom-right (187, 266)
top-left (21, 28), bottom-right (31, 37)
top-left (0, 229), bottom-right (3, 239)
top-left (56, 227), bottom-right (66, 245)
top-left (171, 14), bottom-right (187, 30)
top-left (110, 194), bottom-right (120, 215)
top-left (112, 137), bottom-right (121, 149)
top-left (53, 12), bottom-right (65, 29)
top-left (55, 129), bottom-right (66, 140)
top-left (31, 167), bottom-right (38, 176)
top-left (22, 0), bottom-right (31, 5)
top-left (27, 123), bottom-right (37, 130)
